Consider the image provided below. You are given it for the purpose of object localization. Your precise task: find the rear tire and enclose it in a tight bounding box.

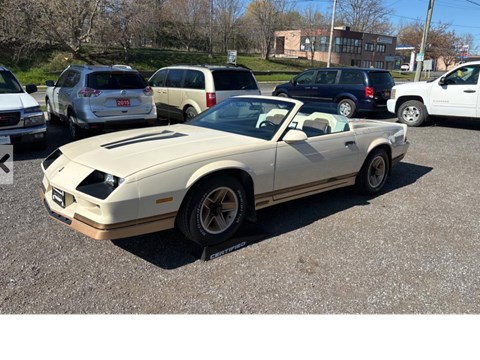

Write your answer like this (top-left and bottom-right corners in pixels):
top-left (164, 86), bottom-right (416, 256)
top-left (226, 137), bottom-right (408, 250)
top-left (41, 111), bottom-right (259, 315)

top-left (184, 106), bottom-right (198, 121)
top-left (177, 175), bottom-right (247, 246)
top-left (356, 148), bottom-right (390, 195)
top-left (338, 99), bottom-right (356, 118)
top-left (397, 100), bottom-right (428, 127)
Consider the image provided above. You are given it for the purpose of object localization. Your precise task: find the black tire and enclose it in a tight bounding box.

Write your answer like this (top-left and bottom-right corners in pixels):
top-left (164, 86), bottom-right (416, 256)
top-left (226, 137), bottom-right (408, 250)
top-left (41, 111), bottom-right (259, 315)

top-left (68, 112), bottom-right (85, 141)
top-left (46, 99), bottom-right (60, 124)
top-left (338, 99), bottom-right (356, 118)
top-left (276, 92), bottom-right (289, 98)
top-left (177, 175), bottom-right (247, 246)
top-left (355, 148), bottom-right (390, 195)
top-left (184, 106), bottom-right (198, 121)
top-left (397, 100), bottom-right (428, 127)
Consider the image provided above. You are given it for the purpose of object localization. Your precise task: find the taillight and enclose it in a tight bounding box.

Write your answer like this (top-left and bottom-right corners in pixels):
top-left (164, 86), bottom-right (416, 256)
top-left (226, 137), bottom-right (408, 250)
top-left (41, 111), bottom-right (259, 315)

top-left (365, 86), bottom-right (374, 98)
top-left (78, 87), bottom-right (101, 97)
top-left (143, 86), bottom-right (153, 96)
top-left (206, 92), bottom-right (216, 108)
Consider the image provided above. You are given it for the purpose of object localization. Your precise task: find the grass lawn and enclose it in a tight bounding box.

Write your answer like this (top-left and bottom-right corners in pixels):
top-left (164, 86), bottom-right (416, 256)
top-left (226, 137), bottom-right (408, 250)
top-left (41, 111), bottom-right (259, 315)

top-left (6, 47), bottom-right (418, 85)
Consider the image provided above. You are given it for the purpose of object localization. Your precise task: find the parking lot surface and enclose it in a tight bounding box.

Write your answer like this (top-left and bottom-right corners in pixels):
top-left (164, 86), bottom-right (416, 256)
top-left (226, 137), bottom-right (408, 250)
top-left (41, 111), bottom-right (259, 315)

top-left (1, 116), bottom-right (479, 314)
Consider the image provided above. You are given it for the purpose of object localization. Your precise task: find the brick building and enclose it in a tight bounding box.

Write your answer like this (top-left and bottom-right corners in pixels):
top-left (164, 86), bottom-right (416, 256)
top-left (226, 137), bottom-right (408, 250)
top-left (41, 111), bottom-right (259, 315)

top-left (274, 26), bottom-right (397, 69)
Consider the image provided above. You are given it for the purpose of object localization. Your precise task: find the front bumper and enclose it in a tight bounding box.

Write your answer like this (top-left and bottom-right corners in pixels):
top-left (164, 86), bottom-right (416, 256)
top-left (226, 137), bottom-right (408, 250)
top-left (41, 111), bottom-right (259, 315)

top-left (0, 124), bottom-right (47, 144)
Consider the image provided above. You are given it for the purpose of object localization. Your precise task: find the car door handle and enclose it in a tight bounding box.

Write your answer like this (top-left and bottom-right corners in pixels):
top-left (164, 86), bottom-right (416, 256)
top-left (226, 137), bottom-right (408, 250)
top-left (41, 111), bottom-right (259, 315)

top-left (345, 141), bottom-right (356, 147)
top-left (464, 89), bottom-right (476, 93)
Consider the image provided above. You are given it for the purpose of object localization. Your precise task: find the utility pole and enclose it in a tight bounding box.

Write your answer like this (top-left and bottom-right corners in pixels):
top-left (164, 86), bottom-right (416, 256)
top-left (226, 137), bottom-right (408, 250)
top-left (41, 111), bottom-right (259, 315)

top-left (414, 0), bottom-right (435, 82)
top-left (209, 0), bottom-right (214, 57)
top-left (327, 0), bottom-right (337, 68)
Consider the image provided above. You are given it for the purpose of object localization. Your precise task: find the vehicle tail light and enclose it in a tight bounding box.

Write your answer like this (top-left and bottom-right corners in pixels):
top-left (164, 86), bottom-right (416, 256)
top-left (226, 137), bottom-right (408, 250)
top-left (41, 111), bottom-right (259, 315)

top-left (206, 92), bottom-right (216, 108)
top-left (78, 87), bottom-right (101, 97)
top-left (365, 86), bottom-right (374, 98)
top-left (143, 86), bottom-right (153, 96)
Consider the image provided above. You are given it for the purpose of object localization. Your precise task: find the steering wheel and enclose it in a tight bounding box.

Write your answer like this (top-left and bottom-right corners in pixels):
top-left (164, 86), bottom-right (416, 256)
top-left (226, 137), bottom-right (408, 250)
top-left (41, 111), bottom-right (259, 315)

top-left (258, 120), bottom-right (277, 128)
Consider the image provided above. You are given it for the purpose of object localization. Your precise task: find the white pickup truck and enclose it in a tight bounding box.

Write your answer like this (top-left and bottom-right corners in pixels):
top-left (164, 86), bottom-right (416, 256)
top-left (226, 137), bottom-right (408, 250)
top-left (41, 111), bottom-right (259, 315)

top-left (387, 61), bottom-right (480, 126)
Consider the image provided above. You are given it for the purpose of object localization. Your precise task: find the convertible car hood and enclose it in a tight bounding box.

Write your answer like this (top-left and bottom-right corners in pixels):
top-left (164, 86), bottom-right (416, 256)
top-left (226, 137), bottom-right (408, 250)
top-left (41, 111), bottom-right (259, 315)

top-left (59, 125), bottom-right (263, 178)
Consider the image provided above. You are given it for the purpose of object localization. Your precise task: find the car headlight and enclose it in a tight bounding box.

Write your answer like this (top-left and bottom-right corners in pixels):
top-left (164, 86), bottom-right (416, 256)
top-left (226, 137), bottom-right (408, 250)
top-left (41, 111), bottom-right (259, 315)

top-left (76, 170), bottom-right (124, 200)
top-left (391, 88), bottom-right (396, 100)
top-left (24, 114), bottom-right (46, 127)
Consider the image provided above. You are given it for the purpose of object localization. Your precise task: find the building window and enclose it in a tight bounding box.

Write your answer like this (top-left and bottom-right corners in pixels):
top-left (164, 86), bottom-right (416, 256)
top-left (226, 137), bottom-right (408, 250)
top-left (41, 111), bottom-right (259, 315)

top-left (335, 37), bottom-right (362, 54)
top-left (376, 44), bottom-right (386, 53)
top-left (351, 59), bottom-right (361, 67)
top-left (375, 61), bottom-right (384, 69)
top-left (365, 43), bottom-right (374, 52)
top-left (363, 60), bottom-right (372, 68)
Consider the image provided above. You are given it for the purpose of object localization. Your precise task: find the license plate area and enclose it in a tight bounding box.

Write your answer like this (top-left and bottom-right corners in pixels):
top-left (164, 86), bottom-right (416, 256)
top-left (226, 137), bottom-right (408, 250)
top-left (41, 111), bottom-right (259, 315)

top-left (52, 187), bottom-right (66, 208)
top-left (116, 98), bottom-right (131, 107)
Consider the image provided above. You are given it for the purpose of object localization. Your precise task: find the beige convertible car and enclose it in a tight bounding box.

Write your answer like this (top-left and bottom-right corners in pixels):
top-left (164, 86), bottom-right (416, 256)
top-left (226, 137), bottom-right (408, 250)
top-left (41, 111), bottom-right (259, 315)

top-left (41, 96), bottom-right (409, 246)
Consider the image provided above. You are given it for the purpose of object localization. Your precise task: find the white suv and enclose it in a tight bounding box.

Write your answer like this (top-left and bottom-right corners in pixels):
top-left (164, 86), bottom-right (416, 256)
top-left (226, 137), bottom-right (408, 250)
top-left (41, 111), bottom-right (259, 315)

top-left (148, 65), bottom-right (260, 122)
top-left (0, 66), bottom-right (47, 148)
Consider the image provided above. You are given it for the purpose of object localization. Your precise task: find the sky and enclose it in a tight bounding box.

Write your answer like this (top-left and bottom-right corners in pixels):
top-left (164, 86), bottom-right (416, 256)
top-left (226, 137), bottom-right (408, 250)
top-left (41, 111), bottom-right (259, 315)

top-left (292, 0), bottom-right (480, 52)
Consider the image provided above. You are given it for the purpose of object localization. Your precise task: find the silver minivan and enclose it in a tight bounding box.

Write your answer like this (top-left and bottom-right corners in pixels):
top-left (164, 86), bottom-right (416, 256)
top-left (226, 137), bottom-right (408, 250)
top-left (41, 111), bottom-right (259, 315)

top-left (46, 65), bottom-right (157, 139)
top-left (148, 65), bottom-right (260, 122)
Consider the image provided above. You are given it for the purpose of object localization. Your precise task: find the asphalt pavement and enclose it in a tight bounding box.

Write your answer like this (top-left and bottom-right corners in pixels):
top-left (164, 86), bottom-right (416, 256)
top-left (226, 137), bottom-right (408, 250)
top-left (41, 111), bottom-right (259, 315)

top-left (1, 112), bottom-right (479, 313)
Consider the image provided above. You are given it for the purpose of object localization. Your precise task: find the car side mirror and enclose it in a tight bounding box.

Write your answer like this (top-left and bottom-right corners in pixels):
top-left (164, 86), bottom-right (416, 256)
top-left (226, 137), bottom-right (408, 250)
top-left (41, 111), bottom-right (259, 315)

top-left (25, 84), bottom-right (38, 94)
top-left (45, 80), bottom-right (55, 87)
top-left (290, 79), bottom-right (297, 86)
top-left (283, 129), bottom-right (307, 143)
top-left (438, 76), bottom-right (446, 86)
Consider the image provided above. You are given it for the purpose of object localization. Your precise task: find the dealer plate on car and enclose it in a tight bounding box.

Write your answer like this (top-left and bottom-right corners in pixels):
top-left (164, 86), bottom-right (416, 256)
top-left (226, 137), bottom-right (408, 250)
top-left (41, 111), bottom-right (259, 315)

top-left (116, 98), bottom-right (130, 107)
top-left (0, 136), bottom-right (11, 145)
top-left (52, 187), bottom-right (66, 208)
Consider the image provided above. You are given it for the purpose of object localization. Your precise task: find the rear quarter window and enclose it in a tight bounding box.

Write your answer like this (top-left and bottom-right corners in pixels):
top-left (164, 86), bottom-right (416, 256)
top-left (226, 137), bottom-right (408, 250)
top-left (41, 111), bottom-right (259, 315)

top-left (368, 72), bottom-right (394, 87)
top-left (87, 72), bottom-right (147, 90)
top-left (212, 70), bottom-right (258, 91)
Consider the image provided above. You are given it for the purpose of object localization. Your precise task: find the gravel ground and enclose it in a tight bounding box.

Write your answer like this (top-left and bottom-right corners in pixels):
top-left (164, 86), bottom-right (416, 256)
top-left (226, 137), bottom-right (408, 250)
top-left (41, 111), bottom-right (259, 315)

top-left (0, 116), bottom-right (479, 314)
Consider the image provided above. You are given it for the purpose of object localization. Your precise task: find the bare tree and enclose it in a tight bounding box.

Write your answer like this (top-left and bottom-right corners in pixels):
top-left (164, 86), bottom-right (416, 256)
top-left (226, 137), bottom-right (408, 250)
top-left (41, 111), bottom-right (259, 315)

top-left (337, 0), bottom-right (392, 34)
top-left (301, 5), bottom-right (326, 65)
top-left (34, 0), bottom-right (104, 60)
top-left (245, 0), bottom-right (289, 59)
top-left (215, 0), bottom-right (242, 52)
top-left (164, 0), bottom-right (210, 52)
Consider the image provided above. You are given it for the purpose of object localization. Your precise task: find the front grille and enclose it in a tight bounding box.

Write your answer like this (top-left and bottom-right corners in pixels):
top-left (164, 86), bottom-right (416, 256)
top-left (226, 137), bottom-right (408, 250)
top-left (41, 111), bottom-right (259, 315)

top-left (0, 112), bottom-right (21, 127)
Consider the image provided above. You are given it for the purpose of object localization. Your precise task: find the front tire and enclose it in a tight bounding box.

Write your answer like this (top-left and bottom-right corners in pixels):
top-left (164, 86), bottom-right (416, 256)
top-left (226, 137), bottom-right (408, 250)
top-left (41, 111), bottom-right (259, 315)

top-left (356, 148), bottom-right (390, 195)
top-left (397, 100), bottom-right (428, 127)
top-left (177, 175), bottom-right (247, 246)
top-left (46, 99), bottom-right (60, 124)
top-left (68, 112), bottom-right (85, 140)
top-left (338, 99), bottom-right (356, 118)
top-left (276, 92), bottom-right (289, 98)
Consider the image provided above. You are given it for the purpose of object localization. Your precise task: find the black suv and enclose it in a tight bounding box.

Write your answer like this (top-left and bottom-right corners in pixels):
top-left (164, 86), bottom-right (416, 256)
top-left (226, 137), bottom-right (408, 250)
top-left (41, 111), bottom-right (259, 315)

top-left (272, 67), bottom-right (394, 118)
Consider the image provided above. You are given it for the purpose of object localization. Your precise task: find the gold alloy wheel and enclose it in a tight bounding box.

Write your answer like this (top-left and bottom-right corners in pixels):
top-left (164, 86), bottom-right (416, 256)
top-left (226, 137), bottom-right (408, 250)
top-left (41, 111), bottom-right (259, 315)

top-left (200, 186), bottom-right (239, 234)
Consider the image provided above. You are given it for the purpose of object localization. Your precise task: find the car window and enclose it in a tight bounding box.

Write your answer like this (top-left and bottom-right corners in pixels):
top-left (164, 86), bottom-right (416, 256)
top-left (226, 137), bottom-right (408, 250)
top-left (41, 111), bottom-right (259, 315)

top-left (165, 69), bottom-right (185, 88)
top-left (295, 70), bottom-right (315, 85)
top-left (339, 70), bottom-right (365, 85)
top-left (56, 71), bottom-right (69, 87)
top-left (63, 71), bottom-right (80, 88)
top-left (87, 72), bottom-right (147, 90)
top-left (0, 71), bottom-right (23, 94)
top-left (149, 69), bottom-right (167, 87)
top-left (212, 70), bottom-right (258, 91)
top-left (314, 70), bottom-right (337, 84)
top-left (188, 97), bottom-right (294, 140)
top-left (368, 71), bottom-right (394, 87)
top-left (444, 65), bottom-right (480, 85)
top-left (184, 70), bottom-right (205, 90)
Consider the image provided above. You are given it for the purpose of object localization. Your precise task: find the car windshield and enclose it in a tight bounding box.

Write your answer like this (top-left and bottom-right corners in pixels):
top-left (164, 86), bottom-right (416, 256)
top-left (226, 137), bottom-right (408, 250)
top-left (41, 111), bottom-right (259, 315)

top-left (0, 71), bottom-right (24, 94)
top-left (187, 97), bottom-right (295, 140)
top-left (87, 71), bottom-right (147, 90)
